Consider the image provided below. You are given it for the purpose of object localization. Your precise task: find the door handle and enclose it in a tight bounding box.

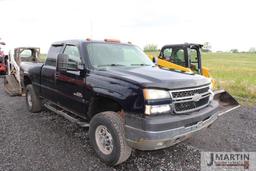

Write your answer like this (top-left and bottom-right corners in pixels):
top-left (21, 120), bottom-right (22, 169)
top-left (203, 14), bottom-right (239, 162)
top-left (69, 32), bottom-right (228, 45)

top-left (55, 72), bottom-right (60, 78)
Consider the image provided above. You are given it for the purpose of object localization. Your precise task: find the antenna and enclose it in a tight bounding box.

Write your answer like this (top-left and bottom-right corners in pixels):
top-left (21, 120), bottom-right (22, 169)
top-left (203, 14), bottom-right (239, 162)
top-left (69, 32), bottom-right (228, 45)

top-left (90, 20), bottom-right (93, 38)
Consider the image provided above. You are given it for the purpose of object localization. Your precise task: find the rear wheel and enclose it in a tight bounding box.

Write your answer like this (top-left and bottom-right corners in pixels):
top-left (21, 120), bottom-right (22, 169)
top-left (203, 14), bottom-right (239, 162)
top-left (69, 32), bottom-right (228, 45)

top-left (89, 111), bottom-right (131, 166)
top-left (26, 84), bottom-right (41, 112)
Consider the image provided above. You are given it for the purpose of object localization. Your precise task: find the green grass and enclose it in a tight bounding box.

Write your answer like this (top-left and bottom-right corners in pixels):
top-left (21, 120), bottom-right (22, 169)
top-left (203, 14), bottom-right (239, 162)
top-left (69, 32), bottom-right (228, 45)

top-left (203, 52), bottom-right (256, 104)
top-left (146, 51), bottom-right (256, 104)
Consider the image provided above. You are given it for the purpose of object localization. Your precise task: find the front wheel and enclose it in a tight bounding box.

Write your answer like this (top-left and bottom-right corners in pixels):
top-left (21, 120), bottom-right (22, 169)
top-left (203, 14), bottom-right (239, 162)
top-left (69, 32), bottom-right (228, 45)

top-left (89, 111), bottom-right (132, 166)
top-left (26, 84), bottom-right (41, 113)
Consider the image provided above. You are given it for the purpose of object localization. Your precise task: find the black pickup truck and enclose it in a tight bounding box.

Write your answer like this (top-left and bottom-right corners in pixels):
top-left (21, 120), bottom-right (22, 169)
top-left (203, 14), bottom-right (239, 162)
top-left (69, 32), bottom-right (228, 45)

top-left (21, 39), bottom-right (234, 165)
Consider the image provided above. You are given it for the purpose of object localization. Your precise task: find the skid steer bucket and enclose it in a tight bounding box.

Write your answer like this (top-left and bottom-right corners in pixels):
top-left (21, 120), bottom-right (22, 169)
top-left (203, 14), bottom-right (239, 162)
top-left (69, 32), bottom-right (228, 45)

top-left (4, 75), bottom-right (21, 96)
top-left (214, 89), bottom-right (240, 116)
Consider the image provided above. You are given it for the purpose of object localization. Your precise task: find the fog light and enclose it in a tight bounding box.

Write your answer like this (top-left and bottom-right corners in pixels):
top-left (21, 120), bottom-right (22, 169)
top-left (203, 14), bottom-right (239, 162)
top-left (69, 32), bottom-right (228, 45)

top-left (145, 104), bottom-right (171, 115)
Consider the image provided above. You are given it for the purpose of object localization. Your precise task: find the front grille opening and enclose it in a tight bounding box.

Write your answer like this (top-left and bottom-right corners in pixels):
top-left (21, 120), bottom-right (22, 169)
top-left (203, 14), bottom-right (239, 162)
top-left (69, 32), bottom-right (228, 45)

top-left (175, 96), bottom-right (209, 112)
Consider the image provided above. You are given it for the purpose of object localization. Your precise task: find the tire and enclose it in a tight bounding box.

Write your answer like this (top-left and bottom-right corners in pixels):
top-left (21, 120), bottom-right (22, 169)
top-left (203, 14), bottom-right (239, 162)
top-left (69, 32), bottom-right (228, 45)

top-left (89, 111), bottom-right (132, 166)
top-left (26, 84), bottom-right (41, 113)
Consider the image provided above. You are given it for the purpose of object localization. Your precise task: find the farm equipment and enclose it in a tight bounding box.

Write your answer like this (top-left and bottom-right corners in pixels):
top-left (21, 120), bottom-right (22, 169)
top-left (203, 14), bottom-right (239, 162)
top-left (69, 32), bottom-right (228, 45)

top-left (149, 44), bottom-right (212, 80)
top-left (0, 41), bottom-right (8, 75)
top-left (4, 47), bottom-right (40, 96)
top-left (148, 43), bottom-right (240, 115)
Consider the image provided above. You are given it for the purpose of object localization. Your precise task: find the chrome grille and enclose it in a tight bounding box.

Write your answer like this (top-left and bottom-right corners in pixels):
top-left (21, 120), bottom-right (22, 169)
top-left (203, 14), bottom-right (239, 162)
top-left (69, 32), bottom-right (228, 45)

top-left (170, 85), bottom-right (212, 114)
top-left (174, 96), bottom-right (209, 112)
top-left (172, 87), bottom-right (209, 99)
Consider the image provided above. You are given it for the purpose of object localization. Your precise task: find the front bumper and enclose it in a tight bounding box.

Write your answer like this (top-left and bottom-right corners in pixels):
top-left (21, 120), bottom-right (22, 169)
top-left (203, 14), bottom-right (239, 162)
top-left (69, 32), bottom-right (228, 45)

top-left (125, 100), bottom-right (219, 150)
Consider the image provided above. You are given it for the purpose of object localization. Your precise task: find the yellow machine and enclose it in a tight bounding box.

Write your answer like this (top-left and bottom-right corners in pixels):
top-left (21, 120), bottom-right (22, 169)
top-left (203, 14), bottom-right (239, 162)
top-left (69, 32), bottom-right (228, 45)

top-left (148, 44), bottom-right (216, 87)
top-left (148, 43), bottom-right (239, 114)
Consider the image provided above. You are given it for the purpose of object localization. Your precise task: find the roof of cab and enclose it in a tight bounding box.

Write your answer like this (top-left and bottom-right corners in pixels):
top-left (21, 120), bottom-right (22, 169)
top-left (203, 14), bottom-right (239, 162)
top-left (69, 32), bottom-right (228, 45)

top-left (14, 47), bottom-right (40, 50)
top-left (161, 43), bottom-right (203, 49)
top-left (51, 39), bottom-right (132, 46)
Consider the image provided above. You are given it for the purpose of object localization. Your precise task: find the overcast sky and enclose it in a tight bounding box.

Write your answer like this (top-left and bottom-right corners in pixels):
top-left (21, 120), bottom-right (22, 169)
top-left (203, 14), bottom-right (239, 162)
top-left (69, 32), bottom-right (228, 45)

top-left (1, 0), bottom-right (256, 53)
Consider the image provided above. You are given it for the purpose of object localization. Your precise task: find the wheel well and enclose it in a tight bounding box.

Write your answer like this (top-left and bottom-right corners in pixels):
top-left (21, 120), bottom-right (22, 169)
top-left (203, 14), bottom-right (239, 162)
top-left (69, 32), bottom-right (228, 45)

top-left (87, 96), bottom-right (123, 119)
top-left (23, 76), bottom-right (32, 87)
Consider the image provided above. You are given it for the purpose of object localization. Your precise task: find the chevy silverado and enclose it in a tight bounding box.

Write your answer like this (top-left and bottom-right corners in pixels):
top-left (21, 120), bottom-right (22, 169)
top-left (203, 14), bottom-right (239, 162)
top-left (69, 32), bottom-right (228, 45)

top-left (21, 39), bottom-right (237, 165)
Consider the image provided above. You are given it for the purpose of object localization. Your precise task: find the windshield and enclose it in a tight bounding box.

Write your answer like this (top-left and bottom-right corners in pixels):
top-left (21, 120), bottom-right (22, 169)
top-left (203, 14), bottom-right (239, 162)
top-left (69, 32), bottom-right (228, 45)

top-left (86, 43), bottom-right (155, 68)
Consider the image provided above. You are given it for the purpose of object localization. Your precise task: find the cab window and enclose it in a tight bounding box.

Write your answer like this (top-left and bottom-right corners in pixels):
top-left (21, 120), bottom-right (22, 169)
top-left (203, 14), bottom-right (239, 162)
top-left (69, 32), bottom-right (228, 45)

top-left (173, 48), bottom-right (185, 66)
top-left (163, 48), bottom-right (173, 60)
top-left (20, 49), bottom-right (32, 58)
top-left (162, 48), bottom-right (186, 66)
top-left (189, 48), bottom-right (199, 72)
top-left (63, 45), bottom-right (81, 69)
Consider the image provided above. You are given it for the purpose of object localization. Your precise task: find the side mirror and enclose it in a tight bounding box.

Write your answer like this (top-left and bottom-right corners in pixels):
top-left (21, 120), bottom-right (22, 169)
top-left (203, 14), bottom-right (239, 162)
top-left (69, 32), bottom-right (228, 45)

top-left (57, 54), bottom-right (68, 72)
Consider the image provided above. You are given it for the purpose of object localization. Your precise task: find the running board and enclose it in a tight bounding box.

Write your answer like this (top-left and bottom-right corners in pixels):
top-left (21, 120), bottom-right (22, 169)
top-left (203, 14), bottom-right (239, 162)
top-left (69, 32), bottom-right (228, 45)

top-left (44, 102), bottom-right (89, 127)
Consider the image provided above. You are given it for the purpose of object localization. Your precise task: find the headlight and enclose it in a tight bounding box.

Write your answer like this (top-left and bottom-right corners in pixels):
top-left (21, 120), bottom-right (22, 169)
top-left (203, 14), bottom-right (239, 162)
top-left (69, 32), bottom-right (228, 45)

top-left (145, 104), bottom-right (171, 115)
top-left (143, 89), bottom-right (171, 115)
top-left (143, 89), bottom-right (170, 100)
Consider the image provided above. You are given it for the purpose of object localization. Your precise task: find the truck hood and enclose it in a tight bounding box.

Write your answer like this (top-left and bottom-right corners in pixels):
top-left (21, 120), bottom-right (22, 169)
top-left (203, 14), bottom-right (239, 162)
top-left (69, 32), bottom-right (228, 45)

top-left (94, 66), bottom-right (210, 90)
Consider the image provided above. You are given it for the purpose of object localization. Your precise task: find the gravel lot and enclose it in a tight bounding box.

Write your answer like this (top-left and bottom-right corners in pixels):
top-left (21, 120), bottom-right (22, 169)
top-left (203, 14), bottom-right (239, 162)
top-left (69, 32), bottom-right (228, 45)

top-left (0, 78), bottom-right (255, 171)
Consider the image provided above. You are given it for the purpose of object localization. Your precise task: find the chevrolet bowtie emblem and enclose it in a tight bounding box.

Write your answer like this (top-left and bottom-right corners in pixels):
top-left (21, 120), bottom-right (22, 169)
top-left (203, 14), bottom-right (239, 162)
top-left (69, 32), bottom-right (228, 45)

top-left (192, 93), bottom-right (201, 102)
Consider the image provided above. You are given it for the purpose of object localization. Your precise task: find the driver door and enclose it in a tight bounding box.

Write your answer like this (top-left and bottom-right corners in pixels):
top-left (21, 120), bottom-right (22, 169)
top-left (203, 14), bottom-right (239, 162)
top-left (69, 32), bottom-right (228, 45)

top-left (56, 44), bottom-right (87, 116)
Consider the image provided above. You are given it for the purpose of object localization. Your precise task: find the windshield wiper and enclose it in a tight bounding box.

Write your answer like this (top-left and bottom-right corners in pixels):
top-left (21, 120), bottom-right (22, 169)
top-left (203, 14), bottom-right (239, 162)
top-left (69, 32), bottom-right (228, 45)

top-left (130, 64), bottom-right (152, 66)
top-left (97, 64), bottom-right (126, 67)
